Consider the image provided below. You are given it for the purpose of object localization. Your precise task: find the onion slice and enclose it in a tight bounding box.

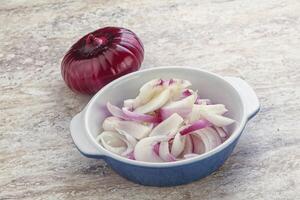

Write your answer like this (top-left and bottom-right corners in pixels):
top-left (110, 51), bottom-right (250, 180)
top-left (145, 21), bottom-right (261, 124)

top-left (116, 129), bottom-right (137, 156)
top-left (102, 116), bottom-right (152, 139)
top-left (122, 107), bottom-right (159, 123)
top-left (134, 136), bottom-right (168, 162)
top-left (199, 109), bottom-right (234, 127)
top-left (106, 102), bottom-right (128, 119)
top-left (180, 119), bottom-right (210, 135)
top-left (193, 128), bottom-right (222, 152)
top-left (187, 104), bottom-right (205, 123)
top-left (181, 135), bottom-right (193, 155)
top-left (107, 102), bottom-right (159, 123)
top-left (190, 133), bottom-right (206, 154)
top-left (171, 133), bottom-right (186, 157)
top-left (160, 92), bottom-right (196, 119)
top-left (187, 104), bottom-right (228, 123)
top-left (201, 127), bottom-right (222, 151)
top-left (181, 89), bottom-right (193, 98)
top-left (126, 79), bottom-right (192, 110)
top-left (204, 104), bottom-right (228, 115)
top-left (135, 88), bottom-right (171, 114)
top-left (124, 79), bottom-right (164, 109)
top-left (214, 126), bottom-right (228, 142)
top-left (159, 141), bottom-right (176, 162)
top-left (96, 131), bottom-right (127, 155)
top-left (150, 113), bottom-right (183, 137)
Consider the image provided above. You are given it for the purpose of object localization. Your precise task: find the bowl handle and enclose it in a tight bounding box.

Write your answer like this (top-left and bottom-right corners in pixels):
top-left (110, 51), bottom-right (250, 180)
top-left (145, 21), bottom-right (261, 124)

top-left (224, 77), bottom-right (260, 120)
top-left (70, 112), bottom-right (106, 158)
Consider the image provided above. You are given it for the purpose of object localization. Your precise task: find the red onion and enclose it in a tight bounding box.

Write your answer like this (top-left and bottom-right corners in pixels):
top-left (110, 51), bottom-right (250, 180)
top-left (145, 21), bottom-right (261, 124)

top-left (106, 102), bottom-right (159, 123)
top-left (180, 119), bottom-right (211, 135)
top-left (61, 27), bottom-right (144, 94)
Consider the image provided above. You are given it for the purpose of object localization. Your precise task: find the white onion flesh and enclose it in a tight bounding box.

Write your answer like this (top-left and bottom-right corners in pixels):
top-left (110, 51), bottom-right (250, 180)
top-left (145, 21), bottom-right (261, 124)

top-left (171, 133), bottom-right (186, 157)
top-left (199, 109), bottom-right (235, 127)
top-left (149, 113), bottom-right (183, 137)
top-left (190, 133), bottom-right (206, 154)
top-left (102, 116), bottom-right (152, 139)
top-left (159, 141), bottom-right (176, 162)
top-left (160, 92), bottom-right (196, 119)
top-left (124, 79), bottom-right (164, 109)
top-left (134, 136), bottom-right (167, 162)
top-left (134, 88), bottom-right (171, 114)
top-left (97, 131), bottom-right (127, 155)
top-left (182, 135), bottom-right (193, 155)
top-left (116, 129), bottom-right (137, 156)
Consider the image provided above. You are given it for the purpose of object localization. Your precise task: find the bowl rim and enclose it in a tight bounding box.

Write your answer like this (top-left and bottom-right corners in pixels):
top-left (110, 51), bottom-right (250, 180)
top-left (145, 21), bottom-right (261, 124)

top-left (84, 66), bottom-right (247, 167)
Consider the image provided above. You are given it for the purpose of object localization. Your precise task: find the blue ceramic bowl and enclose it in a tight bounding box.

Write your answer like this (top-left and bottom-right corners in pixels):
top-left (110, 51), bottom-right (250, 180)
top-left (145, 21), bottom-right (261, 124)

top-left (70, 66), bottom-right (260, 186)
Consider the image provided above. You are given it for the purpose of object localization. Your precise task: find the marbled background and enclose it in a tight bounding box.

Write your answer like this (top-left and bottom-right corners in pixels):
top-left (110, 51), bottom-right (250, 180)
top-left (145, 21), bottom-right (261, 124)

top-left (0, 0), bottom-right (299, 199)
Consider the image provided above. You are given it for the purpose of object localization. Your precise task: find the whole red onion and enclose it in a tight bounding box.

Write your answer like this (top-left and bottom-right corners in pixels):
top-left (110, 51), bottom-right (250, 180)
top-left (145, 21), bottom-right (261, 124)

top-left (61, 27), bottom-right (144, 94)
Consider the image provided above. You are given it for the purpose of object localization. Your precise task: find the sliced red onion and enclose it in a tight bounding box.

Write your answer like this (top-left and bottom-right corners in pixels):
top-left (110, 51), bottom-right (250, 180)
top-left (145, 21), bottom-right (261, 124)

top-left (126, 151), bottom-right (135, 160)
top-left (187, 104), bottom-right (226, 121)
top-left (159, 141), bottom-right (176, 162)
top-left (192, 128), bottom-right (222, 152)
top-left (190, 134), bottom-right (206, 154)
top-left (154, 79), bottom-right (192, 101)
top-left (171, 133), bottom-right (186, 157)
top-left (186, 104), bottom-right (205, 123)
top-left (149, 113), bottom-right (183, 137)
top-left (102, 116), bottom-right (152, 139)
top-left (181, 135), bottom-right (193, 155)
top-left (168, 79), bottom-right (192, 100)
top-left (125, 79), bottom-right (191, 110)
top-left (106, 102), bottom-right (128, 119)
top-left (180, 119), bottom-right (210, 135)
top-left (98, 78), bottom-right (235, 162)
top-left (202, 127), bottom-right (222, 151)
top-left (155, 79), bottom-right (164, 86)
top-left (124, 79), bottom-right (165, 109)
top-left (122, 107), bottom-right (159, 123)
top-left (160, 107), bottom-right (192, 121)
top-left (214, 126), bottom-right (228, 142)
top-left (153, 142), bottom-right (160, 155)
top-left (96, 131), bottom-right (127, 155)
top-left (123, 99), bottom-right (135, 109)
top-left (173, 89), bottom-right (193, 101)
top-left (168, 78), bottom-right (175, 85)
top-left (187, 104), bottom-right (233, 126)
top-left (160, 93), bottom-right (196, 119)
top-left (204, 104), bottom-right (228, 115)
top-left (135, 88), bottom-right (170, 114)
top-left (116, 129), bottom-right (137, 156)
top-left (134, 136), bottom-right (168, 162)
top-left (107, 102), bottom-right (159, 123)
top-left (178, 79), bottom-right (192, 88)
top-left (199, 109), bottom-right (234, 127)
top-left (182, 89), bottom-right (193, 97)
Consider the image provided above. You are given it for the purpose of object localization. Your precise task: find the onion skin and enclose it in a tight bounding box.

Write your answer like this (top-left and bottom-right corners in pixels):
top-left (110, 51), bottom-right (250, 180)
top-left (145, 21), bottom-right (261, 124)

top-left (61, 27), bottom-right (144, 94)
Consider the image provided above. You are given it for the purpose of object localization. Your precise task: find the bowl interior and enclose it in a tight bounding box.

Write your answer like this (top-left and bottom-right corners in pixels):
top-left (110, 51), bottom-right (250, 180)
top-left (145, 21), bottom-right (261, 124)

top-left (86, 67), bottom-right (244, 150)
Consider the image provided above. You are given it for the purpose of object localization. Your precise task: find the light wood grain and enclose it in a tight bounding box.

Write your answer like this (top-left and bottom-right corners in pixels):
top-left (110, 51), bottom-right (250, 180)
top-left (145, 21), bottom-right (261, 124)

top-left (1, 0), bottom-right (300, 199)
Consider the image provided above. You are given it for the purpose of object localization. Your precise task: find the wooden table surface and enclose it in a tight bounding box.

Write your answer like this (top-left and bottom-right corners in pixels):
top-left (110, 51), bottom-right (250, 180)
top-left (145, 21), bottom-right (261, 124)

top-left (1, 0), bottom-right (299, 199)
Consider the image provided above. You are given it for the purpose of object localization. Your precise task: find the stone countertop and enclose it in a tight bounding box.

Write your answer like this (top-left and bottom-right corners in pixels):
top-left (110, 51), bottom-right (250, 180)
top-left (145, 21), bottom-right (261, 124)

top-left (1, 0), bottom-right (299, 199)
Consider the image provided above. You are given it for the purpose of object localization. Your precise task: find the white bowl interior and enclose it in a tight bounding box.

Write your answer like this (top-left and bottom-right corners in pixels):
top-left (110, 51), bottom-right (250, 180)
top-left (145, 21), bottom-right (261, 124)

top-left (86, 67), bottom-right (244, 146)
